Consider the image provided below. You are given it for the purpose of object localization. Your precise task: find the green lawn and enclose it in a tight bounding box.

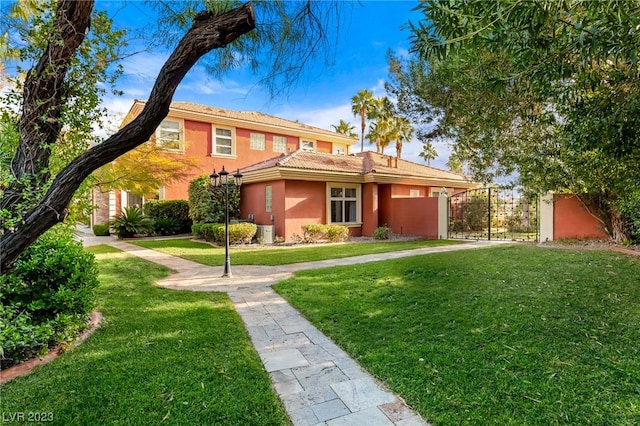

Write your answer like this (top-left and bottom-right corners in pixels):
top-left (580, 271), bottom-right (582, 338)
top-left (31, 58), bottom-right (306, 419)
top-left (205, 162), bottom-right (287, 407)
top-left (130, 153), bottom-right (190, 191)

top-left (274, 245), bottom-right (640, 425)
top-left (131, 238), bottom-right (461, 266)
top-left (0, 245), bottom-right (290, 426)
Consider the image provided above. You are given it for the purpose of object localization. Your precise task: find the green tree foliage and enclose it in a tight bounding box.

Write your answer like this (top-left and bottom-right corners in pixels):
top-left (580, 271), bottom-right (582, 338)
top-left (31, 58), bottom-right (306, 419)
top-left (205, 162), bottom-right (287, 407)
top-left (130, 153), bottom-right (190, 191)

top-left (418, 142), bottom-right (438, 166)
top-left (351, 89), bottom-right (374, 152)
top-left (331, 120), bottom-right (357, 138)
top-left (188, 175), bottom-right (240, 224)
top-left (389, 0), bottom-right (640, 242)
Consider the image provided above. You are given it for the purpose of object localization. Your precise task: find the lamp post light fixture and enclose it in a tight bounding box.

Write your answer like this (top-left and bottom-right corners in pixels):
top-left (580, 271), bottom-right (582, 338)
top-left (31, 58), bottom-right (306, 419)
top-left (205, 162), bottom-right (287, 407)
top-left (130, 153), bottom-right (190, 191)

top-left (210, 166), bottom-right (243, 277)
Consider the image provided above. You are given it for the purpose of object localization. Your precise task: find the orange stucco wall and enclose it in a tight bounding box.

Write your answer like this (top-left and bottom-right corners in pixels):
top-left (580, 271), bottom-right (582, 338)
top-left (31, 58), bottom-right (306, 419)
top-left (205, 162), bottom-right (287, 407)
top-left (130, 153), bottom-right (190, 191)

top-left (554, 194), bottom-right (608, 240)
top-left (155, 120), bottom-right (342, 202)
top-left (240, 180), bottom-right (285, 237)
top-left (377, 183), bottom-right (440, 238)
top-left (362, 183), bottom-right (379, 236)
top-left (284, 180), bottom-right (327, 240)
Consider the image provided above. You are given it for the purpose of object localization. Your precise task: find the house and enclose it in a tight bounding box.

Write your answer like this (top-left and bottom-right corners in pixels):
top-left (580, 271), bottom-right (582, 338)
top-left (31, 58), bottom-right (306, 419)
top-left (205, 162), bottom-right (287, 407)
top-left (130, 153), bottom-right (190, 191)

top-left (91, 100), bottom-right (358, 226)
top-left (239, 150), bottom-right (476, 241)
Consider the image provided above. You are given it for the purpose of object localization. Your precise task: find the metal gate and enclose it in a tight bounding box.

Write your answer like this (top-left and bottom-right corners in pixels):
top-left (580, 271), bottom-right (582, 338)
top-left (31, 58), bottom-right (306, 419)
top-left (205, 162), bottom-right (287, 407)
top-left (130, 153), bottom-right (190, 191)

top-left (448, 187), bottom-right (539, 242)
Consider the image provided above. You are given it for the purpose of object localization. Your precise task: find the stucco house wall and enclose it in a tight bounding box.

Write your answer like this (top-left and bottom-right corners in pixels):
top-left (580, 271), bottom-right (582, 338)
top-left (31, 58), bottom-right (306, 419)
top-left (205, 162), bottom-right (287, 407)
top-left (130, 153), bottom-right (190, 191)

top-left (553, 194), bottom-right (608, 240)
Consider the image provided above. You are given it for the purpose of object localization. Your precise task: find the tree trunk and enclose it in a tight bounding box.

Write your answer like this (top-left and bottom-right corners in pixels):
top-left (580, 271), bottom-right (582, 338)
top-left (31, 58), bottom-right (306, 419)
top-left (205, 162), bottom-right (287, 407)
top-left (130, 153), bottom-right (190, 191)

top-left (1, 2), bottom-right (256, 273)
top-left (578, 193), bottom-right (630, 243)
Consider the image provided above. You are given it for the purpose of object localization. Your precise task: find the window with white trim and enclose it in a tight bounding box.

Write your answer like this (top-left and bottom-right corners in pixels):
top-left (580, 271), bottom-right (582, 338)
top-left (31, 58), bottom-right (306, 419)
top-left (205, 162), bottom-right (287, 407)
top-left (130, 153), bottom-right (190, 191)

top-left (328, 184), bottom-right (360, 224)
top-left (332, 145), bottom-right (346, 155)
top-left (250, 132), bottom-right (266, 151)
top-left (213, 127), bottom-right (233, 156)
top-left (410, 189), bottom-right (421, 198)
top-left (273, 135), bottom-right (287, 153)
top-left (156, 120), bottom-right (184, 152)
top-left (301, 140), bottom-right (315, 151)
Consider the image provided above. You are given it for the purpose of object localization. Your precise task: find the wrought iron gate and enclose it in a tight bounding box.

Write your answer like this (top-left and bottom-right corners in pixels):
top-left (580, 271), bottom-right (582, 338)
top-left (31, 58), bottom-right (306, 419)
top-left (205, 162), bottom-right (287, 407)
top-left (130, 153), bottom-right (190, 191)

top-left (448, 187), bottom-right (539, 242)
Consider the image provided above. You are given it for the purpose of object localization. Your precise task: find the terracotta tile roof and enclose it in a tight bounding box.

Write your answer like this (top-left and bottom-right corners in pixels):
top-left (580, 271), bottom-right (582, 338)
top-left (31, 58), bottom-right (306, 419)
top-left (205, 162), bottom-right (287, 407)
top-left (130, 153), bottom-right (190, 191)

top-left (166, 101), bottom-right (355, 142)
top-left (355, 151), bottom-right (468, 181)
top-left (241, 150), bottom-right (473, 185)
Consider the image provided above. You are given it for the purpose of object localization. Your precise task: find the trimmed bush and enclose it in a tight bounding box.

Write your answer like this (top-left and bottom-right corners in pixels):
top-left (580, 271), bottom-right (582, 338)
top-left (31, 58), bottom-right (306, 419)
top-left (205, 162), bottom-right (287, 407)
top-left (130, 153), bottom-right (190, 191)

top-left (192, 222), bottom-right (257, 245)
top-left (0, 226), bottom-right (99, 367)
top-left (110, 206), bottom-right (154, 239)
top-left (92, 223), bottom-right (110, 236)
top-left (188, 175), bottom-right (241, 224)
top-left (144, 200), bottom-right (192, 234)
top-left (301, 224), bottom-right (349, 243)
top-left (326, 225), bottom-right (349, 242)
top-left (373, 225), bottom-right (391, 240)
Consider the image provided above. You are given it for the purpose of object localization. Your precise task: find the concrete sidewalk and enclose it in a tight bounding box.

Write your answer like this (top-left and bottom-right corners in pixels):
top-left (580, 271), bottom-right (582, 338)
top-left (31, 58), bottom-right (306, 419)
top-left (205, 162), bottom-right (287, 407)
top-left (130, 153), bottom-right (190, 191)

top-left (79, 229), bottom-right (499, 425)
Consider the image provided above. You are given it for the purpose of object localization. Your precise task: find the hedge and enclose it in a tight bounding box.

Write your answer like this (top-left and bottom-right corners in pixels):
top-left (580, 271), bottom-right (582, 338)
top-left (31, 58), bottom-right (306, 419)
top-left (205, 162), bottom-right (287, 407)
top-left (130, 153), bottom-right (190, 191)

top-left (143, 200), bottom-right (192, 234)
top-left (192, 222), bottom-right (257, 245)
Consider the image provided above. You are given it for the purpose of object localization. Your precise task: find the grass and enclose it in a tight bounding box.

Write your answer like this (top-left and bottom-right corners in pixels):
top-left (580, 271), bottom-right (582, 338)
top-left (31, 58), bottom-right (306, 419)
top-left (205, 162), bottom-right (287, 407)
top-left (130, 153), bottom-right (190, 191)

top-left (274, 245), bottom-right (640, 425)
top-left (0, 245), bottom-right (290, 426)
top-left (130, 238), bottom-right (461, 266)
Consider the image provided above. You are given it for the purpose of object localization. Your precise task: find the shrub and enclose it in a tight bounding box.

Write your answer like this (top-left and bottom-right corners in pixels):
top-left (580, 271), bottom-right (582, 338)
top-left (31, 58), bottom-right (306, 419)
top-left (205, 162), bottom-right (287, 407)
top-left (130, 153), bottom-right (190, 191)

top-left (326, 225), bottom-right (349, 242)
top-left (144, 200), bottom-right (192, 234)
top-left (192, 222), bottom-right (257, 245)
top-left (152, 217), bottom-right (181, 236)
top-left (373, 225), bottom-right (391, 240)
top-left (616, 190), bottom-right (640, 244)
top-left (301, 224), bottom-right (327, 243)
top-left (92, 223), bottom-right (110, 236)
top-left (0, 226), bottom-right (99, 367)
top-left (110, 207), bottom-right (154, 239)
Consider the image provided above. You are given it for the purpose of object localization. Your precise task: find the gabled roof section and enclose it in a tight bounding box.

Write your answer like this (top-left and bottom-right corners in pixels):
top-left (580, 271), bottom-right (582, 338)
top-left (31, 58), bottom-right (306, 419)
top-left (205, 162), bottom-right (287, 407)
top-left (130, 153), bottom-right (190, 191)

top-left (241, 150), bottom-right (475, 188)
top-left (126, 99), bottom-right (357, 145)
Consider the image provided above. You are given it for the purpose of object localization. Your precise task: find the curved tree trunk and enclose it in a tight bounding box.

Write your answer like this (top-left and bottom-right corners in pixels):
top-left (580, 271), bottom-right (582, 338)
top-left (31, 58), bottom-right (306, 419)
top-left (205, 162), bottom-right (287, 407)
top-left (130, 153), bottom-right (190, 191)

top-left (1, 2), bottom-right (256, 273)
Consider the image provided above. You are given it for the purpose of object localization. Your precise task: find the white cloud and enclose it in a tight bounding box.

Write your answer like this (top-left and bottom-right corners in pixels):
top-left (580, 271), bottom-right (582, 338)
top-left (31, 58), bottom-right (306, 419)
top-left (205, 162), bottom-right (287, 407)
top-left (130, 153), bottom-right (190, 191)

top-left (276, 103), bottom-right (354, 132)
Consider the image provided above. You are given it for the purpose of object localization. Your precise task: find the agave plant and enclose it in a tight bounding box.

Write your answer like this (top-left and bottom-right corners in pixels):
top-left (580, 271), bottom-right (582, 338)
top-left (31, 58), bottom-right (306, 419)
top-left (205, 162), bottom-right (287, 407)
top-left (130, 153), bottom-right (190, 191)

top-left (110, 207), bottom-right (154, 239)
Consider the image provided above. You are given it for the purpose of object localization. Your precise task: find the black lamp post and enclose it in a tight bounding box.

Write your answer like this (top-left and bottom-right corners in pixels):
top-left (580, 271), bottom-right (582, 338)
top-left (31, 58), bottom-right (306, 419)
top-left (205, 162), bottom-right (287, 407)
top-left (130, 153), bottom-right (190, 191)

top-left (210, 166), bottom-right (243, 277)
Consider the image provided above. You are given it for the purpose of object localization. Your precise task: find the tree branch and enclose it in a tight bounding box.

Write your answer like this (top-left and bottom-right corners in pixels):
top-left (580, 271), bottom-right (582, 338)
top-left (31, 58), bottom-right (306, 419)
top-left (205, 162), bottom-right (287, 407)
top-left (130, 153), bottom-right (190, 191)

top-left (1, 2), bottom-right (256, 273)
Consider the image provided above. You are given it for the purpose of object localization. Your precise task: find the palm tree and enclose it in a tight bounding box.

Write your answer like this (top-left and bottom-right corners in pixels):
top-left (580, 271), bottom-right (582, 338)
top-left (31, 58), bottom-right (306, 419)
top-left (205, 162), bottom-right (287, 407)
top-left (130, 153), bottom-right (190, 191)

top-left (331, 120), bottom-right (357, 138)
top-left (393, 116), bottom-right (413, 162)
top-left (351, 89), bottom-right (373, 152)
top-left (419, 142), bottom-right (438, 166)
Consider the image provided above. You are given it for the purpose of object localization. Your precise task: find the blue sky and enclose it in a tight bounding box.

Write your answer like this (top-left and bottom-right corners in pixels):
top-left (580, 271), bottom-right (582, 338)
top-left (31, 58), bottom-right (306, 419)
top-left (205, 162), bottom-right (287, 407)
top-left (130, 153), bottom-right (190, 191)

top-left (97, 1), bottom-right (449, 168)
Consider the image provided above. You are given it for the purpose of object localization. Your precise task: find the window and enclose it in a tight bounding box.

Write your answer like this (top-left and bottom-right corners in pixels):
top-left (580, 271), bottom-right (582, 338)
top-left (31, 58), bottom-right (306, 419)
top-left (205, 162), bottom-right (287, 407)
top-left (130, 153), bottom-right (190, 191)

top-left (301, 140), bottom-right (315, 151)
top-left (156, 120), bottom-right (183, 152)
top-left (333, 145), bottom-right (346, 155)
top-left (213, 127), bottom-right (233, 156)
top-left (431, 191), bottom-right (440, 197)
top-left (250, 132), bottom-right (266, 151)
top-left (273, 135), bottom-right (287, 153)
top-left (265, 185), bottom-right (272, 212)
top-left (410, 189), bottom-right (421, 198)
top-left (328, 184), bottom-right (360, 224)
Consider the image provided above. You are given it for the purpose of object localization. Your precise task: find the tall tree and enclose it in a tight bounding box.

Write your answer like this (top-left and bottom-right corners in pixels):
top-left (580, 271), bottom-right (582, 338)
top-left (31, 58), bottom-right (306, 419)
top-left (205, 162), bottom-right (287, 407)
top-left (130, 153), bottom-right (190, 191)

top-left (394, 0), bottom-right (640, 242)
top-left (351, 89), bottom-right (373, 152)
top-left (392, 116), bottom-right (413, 162)
top-left (331, 119), bottom-right (357, 138)
top-left (418, 142), bottom-right (438, 166)
top-left (0, 0), bottom-right (344, 273)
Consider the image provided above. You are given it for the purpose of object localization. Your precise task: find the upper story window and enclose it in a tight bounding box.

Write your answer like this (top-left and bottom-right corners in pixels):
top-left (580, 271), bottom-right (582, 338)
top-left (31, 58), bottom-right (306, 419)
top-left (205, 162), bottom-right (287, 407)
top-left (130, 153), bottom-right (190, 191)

top-left (301, 140), bottom-right (315, 152)
top-left (273, 135), bottom-right (287, 153)
top-left (328, 184), bottom-right (360, 225)
top-left (213, 127), bottom-right (233, 156)
top-left (410, 189), bottom-right (421, 198)
top-left (250, 132), bottom-right (266, 151)
top-left (333, 145), bottom-right (346, 155)
top-left (156, 120), bottom-right (184, 152)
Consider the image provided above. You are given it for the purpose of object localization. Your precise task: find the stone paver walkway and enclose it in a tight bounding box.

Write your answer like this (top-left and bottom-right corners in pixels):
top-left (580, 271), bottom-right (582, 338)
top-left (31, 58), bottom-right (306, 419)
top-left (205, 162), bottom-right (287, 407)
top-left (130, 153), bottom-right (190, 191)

top-left (82, 231), bottom-right (502, 425)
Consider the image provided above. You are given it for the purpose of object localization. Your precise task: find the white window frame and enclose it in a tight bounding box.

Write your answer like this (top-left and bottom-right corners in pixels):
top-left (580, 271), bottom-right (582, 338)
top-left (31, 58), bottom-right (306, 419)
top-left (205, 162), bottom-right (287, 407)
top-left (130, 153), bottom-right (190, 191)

top-left (301, 140), bottom-right (315, 152)
top-left (332, 144), bottom-right (346, 156)
top-left (273, 135), bottom-right (287, 153)
top-left (250, 132), bottom-right (266, 151)
top-left (156, 119), bottom-right (184, 152)
top-left (326, 183), bottom-right (361, 225)
top-left (212, 126), bottom-right (235, 157)
top-left (410, 189), bottom-right (421, 198)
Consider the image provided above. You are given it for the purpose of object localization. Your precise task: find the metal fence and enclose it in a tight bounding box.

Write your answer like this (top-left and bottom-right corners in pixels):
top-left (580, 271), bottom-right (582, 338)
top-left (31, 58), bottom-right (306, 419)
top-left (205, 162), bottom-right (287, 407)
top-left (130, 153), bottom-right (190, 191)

top-left (448, 188), bottom-right (539, 242)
